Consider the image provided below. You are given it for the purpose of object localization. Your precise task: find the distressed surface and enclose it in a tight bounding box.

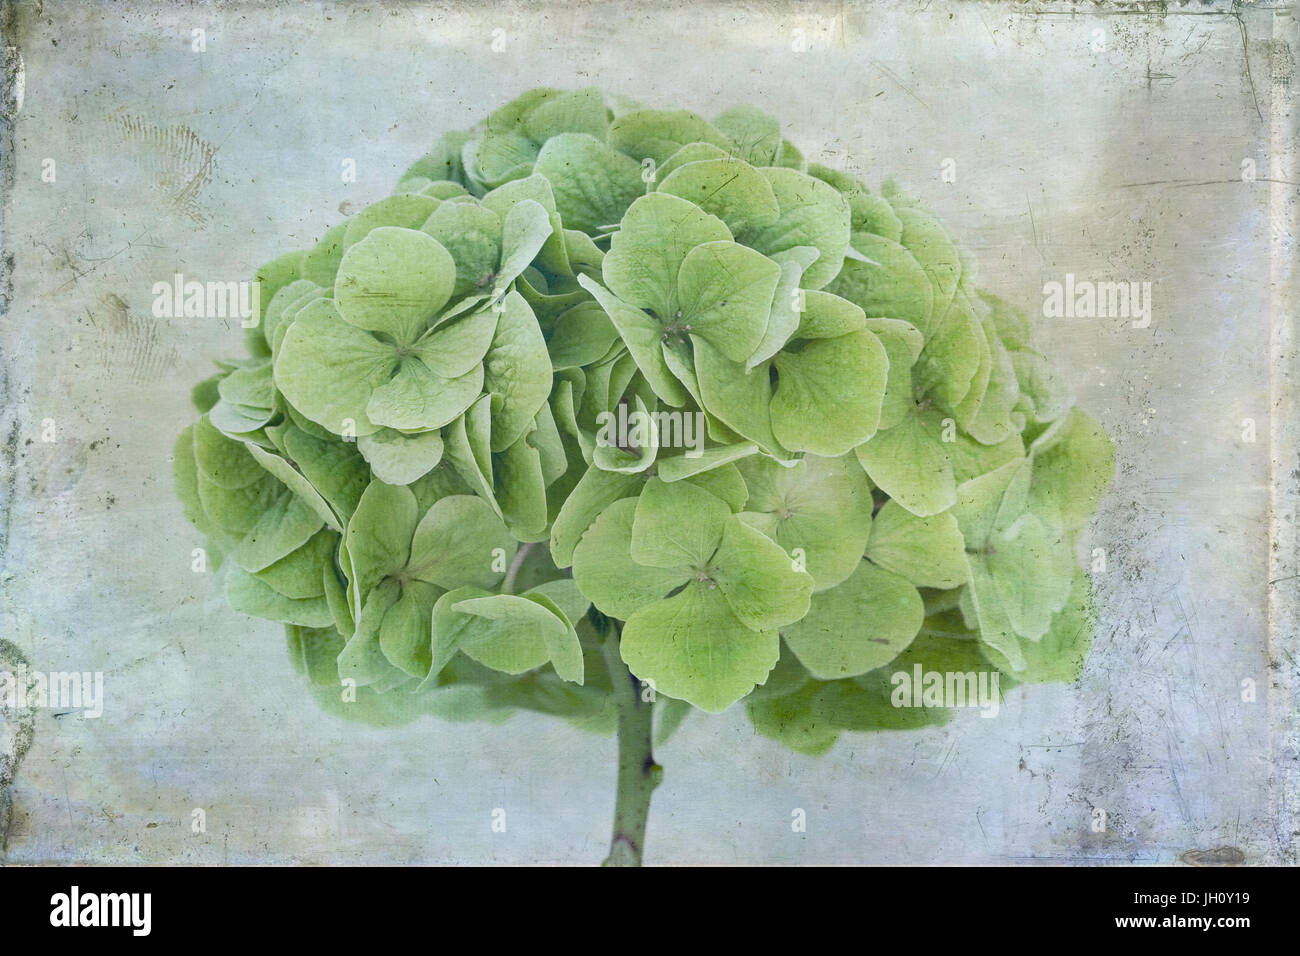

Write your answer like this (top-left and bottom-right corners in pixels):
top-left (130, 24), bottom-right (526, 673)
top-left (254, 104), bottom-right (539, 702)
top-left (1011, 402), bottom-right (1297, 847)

top-left (0, 0), bottom-right (1295, 864)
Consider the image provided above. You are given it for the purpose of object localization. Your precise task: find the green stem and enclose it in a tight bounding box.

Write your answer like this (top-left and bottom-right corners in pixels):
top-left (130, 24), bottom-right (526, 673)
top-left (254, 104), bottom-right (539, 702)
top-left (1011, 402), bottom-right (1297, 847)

top-left (501, 541), bottom-right (535, 595)
top-left (600, 621), bottom-right (661, 867)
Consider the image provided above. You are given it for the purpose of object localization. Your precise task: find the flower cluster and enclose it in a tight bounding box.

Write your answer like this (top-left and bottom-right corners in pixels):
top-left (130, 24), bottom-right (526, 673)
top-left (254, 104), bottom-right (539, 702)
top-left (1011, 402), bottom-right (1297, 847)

top-left (174, 87), bottom-right (1113, 749)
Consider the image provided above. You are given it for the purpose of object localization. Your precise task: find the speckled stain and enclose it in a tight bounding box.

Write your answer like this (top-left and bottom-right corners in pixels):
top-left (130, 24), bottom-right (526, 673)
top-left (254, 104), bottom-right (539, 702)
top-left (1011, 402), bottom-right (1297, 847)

top-left (0, 640), bottom-right (36, 855)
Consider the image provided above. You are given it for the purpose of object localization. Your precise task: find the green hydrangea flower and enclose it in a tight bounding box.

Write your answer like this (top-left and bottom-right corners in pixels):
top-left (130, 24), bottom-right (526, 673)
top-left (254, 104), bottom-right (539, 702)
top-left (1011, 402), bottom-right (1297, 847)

top-left (173, 87), bottom-right (1114, 865)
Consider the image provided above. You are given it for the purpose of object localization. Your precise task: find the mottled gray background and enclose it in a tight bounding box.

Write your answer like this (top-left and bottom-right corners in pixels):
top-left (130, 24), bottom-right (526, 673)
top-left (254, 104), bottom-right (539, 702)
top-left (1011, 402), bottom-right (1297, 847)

top-left (0, 0), bottom-right (1296, 865)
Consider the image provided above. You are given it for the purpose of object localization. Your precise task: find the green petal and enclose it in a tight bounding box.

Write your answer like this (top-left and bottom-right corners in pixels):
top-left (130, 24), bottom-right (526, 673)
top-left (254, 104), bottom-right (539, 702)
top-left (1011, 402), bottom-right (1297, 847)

top-left (403, 129), bottom-right (472, 184)
top-left (366, 356), bottom-right (482, 432)
top-left (656, 142), bottom-right (731, 181)
top-left (249, 250), bottom-right (307, 354)
top-left (692, 337), bottom-right (783, 455)
top-left (853, 405), bottom-right (956, 517)
top-left (620, 580), bottom-right (780, 713)
top-left (378, 579), bottom-right (440, 678)
top-left (746, 683), bottom-right (841, 755)
top-left (216, 358), bottom-right (274, 412)
top-left (828, 233), bottom-right (934, 335)
top-left (895, 203), bottom-right (961, 321)
top-left (342, 194), bottom-right (441, 249)
top-left (463, 129), bottom-right (539, 191)
top-left (593, 393), bottom-right (659, 475)
top-left (578, 274), bottom-right (687, 407)
top-left (419, 199), bottom-right (503, 300)
top-left (496, 199), bottom-right (555, 290)
top-left (956, 319), bottom-right (1020, 445)
top-left (808, 164), bottom-right (902, 240)
top-left (964, 555), bottom-right (1027, 672)
top-left (1011, 348), bottom-right (1074, 424)
top-left (225, 564), bottom-right (333, 628)
top-left (573, 497), bottom-right (688, 620)
top-left (951, 456), bottom-right (1032, 550)
top-left (232, 487), bottom-right (324, 573)
top-left (522, 86), bottom-right (609, 141)
top-left (407, 494), bottom-right (515, 590)
top-left (173, 426), bottom-right (219, 540)
top-left (193, 414), bottom-right (261, 489)
top-left (656, 441), bottom-right (757, 484)
top-left (815, 677), bottom-right (948, 735)
top-left (286, 624), bottom-right (345, 686)
top-left (781, 560), bottom-right (923, 679)
top-left (1028, 408), bottom-right (1114, 533)
top-left (737, 453), bottom-right (874, 592)
top-left (713, 105), bottom-right (782, 166)
top-left (481, 174), bottom-right (569, 277)
top-left (631, 476), bottom-right (730, 569)
top-left (533, 132), bottom-right (645, 235)
top-left (608, 108), bottom-right (732, 166)
top-left (300, 222), bottom-right (351, 286)
top-left (243, 441), bottom-right (341, 532)
top-left (455, 591), bottom-right (584, 684)
top-left (196, 471), bottom-right (275, 539)
top-left (979, 290), bottom-right (1031, 349)
top-left (253, 529), bottom-right (333, 600)
top-left (449, 596), bottom-right (554, 675)
top-left (282, 426), bottom-right (370, 526)
top-left (339, 581), bottom-right (411, 688)
top-left (986, 512), bottom-right (1075, 640)
top-left (442, 396), bottom-right (499, 511)
top-left (334, 226), bottom-right (456, 344)
top-left (657, 158), bottom-right (780, 236)
top-left (710, 515), bottom-right (815, 631)
top-left (948, 428), bottom-right (1025, 485)
top-left (676, 240), bottom-right (781, 361)
top-left (1013, 570), bottom-right (1096, 683)
top-left (207, 399), bottom-right (273, 437)
top-left (344, 480), bottom-right (418, 599)
top-left (547, 301), bottom-right (621, 370)
top-left (864, 316), bottom-right (924, 430)
top-left (260, 279), bottom-right (321, 357)
top-left (427, 586), bottom-right (492, 682)
top-left (549, 464), bottom-right (643, 568)
top-left (601, 191), bottom-right (731, 319)
top-left (747, 246), bottom-right (820, 369)
top-left (358, 427), bottom-right (445, 486)
top-left (527, 578), bottom-right (592, 634)
top-left (737, 167), bottom-right (849, 290)
top-left (323, 556), bottom-right (354, 640)
top-left (274, 298), bottom-right (394, 437)
top-left (949, 309), bottom-right (993, 419)
top-left (794, 289), bottom-right (867, 340)
top-left (744, 643), bottom-right (813, 702)
top-left (865, 500), bottom-right (967, 590)
top-left (915, 290), bottom-right (982, 409)
top-left (482, 291), bottom-right (553, 452)
top-left (770, 330), bottom-right (888, 456)
top-left (494, 426), bottom-right (550, 542)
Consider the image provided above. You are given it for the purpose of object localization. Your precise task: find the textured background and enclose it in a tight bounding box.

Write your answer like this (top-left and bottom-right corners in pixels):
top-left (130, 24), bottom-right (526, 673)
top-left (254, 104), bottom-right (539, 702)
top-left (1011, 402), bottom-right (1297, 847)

top-left (0, 0), bottom-right (1296, 864)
